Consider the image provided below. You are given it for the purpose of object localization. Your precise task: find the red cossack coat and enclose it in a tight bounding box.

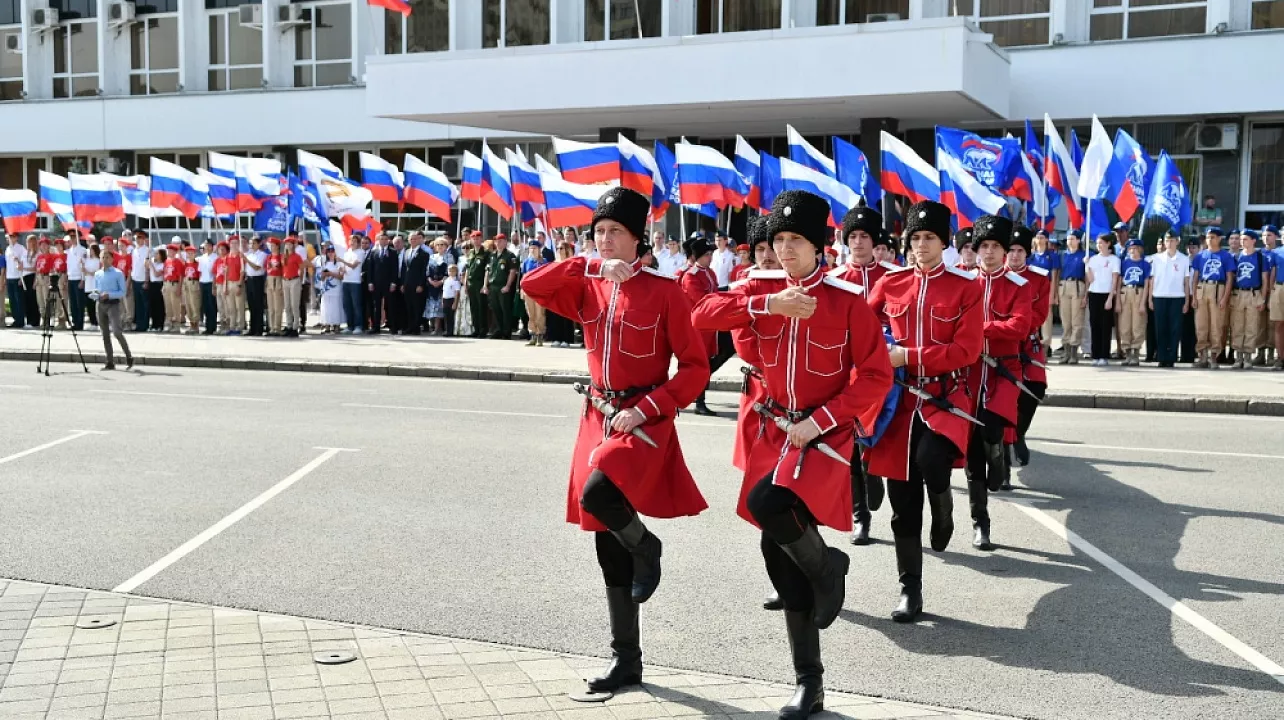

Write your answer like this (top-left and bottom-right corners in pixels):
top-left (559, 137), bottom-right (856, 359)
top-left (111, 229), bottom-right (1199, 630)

top-left (963, 268), bottom-right (1034, 428)
top-left (1014, 264), bottom-right (1051, 387)
top-left (865, 263), bottom-right (984, 482)
top-left (692, 266), bottom-right (893, 531)
top-left (828, 259), bottom-right (898, 292)
top-left (728, 272), bottom-right (787, 472)
top-left (680, 265), bottom-right (719, 359)
top-left (522, 256), bottom-right (711, 532)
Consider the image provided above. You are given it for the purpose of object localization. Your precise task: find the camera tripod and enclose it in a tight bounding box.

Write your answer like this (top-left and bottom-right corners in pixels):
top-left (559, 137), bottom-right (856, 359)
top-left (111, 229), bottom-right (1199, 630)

top-left (36, 276), bottom-right (89, 376)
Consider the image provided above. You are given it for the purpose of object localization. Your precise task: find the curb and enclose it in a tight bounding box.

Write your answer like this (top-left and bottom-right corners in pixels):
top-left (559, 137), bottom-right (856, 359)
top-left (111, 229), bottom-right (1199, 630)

top-left (5, 349), bottom-right (1282, 418)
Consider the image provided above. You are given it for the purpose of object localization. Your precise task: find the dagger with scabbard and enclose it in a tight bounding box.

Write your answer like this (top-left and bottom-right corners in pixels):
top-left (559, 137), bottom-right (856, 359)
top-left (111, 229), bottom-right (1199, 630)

top-left (573, 383), bottom-right (658, 448)
top-left (751, 402), bottom-right (850, 479)
top-left (895, 378), bottom-right (985, 426)
top-left (980, 354), bottom-right (1043, 402)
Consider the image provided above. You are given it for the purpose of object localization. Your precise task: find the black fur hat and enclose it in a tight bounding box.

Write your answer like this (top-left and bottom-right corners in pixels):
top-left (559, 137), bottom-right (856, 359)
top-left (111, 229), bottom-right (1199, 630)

top-left (746, 216), bottom-right (770, 249)
top-left (684, 235), bottom-right (714, 259)
top-left (1009, 224), bottom-right (1035, 254)
top-left (840, 206), bottom-right (883, 243)
top-left (904, 201), bottom-right (952, 247)
top-left (952, 228), bottom-right (975, 252)
top-left (592, 187), bottom-right (651, 253)
top-left (972, 215), bottom-right (1014, 251)
top-left (765, 190), bottom-right (830, 252)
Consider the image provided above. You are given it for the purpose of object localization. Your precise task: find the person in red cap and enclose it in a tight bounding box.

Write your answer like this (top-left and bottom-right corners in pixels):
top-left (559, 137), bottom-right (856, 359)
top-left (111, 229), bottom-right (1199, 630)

top-left (692, 190), bottom-right (891, 720)
top-left (865, 200), bottom-right (983, 623)
top-left (282, 236), bottom-right (304, 337)
top-left (182, 245), bottom-right (201, 334)
top-left (162, 242), bottom-right (185, 332)
top-left (32, 237), bottom-right (60, 327)
top-left (522, 187), bottom-right (710, 698)
top-left (265, 238), bottom-right (285, 335)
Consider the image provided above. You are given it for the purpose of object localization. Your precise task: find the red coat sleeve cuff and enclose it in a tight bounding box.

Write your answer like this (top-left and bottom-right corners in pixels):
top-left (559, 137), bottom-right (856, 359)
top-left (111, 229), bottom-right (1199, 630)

top-left (748, 294), bottom-right (771, 316)
top-left (584, 258), bottom-right (604, 278)
top-left (811, 406), bottom-right (838, 435)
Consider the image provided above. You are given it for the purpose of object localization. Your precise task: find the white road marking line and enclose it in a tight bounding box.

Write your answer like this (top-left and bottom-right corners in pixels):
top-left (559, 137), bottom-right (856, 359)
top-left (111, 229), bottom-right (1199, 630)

top-left (0, 384), bottom-right (31, 390)
top-left (1030, 440), bottom-right (1284, 462)
top-left (112, 448), bottom-right (358, 594)
top-left (1001, 496), bottom-right (1284, 686)
top-left (1043, 406), bottom-right (1284, 422)
top-left (91, 390), bottom-right (271, 403)
top-left (341, 403), bottom-right (565, 419)
top-left (0, 430), bottom-right (107, 467)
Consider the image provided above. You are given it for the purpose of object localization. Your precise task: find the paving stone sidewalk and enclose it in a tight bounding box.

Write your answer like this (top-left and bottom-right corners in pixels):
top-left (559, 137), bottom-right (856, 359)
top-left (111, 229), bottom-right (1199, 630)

top-left (0, 579), bottom-right (1010, 720)
top-left (3, 329), bottom-right (1281, 416)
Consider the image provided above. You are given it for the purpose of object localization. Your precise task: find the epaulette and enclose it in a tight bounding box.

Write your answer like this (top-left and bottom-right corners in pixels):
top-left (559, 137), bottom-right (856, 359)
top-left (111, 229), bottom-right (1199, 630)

top-left (879, 261), bottom-right (900, 271)
top-left (1027, 265), bottom-right (1049, 277)
top-left (1005, 271), bottom-right (1028, 286)
top-left (826, 267), bottom-right (846, 277)
top-left (748, 269), bottom-right (787, 279)
top-left (822, 276), bottom-right (864, 295)
top-left (946, 265), bottom-right (976, 280)
top-left (640, 266), bottom-right (676, 280)
top-left (729, 278), bottom-right (748, 289)
top-left (886, 264), bottom-right (914, 273)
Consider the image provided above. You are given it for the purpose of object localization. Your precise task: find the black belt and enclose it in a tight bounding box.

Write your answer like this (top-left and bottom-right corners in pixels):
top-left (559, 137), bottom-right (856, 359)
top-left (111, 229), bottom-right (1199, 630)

top-left (740, 365), bottom-right (763, 395)
top-left (761, 397), bottom-right (814, 424)
top-left (588, 384), bottom-right (656, 404)
top-left (1199, 281), bottom-right (1224, 286)
top-left (1060, 278), bottom-right (1084, 284)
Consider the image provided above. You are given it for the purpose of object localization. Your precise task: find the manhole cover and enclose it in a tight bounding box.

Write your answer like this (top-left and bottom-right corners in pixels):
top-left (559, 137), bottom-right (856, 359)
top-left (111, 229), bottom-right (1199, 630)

top-left (568, 690), bottom-right (613, 703)
top-left (313, 651), bottom-right (358, 665)
top-left (75, 618), bottom-right (117, 630)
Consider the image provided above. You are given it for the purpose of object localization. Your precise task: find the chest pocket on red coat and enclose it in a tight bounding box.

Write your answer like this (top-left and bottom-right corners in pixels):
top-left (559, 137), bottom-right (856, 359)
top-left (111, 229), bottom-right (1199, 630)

top-left (619, 311), bottom-right (659, 358)
top-left (805, 327), bottom-right (848, 377)
top-left (885, 302), bottom-right (910, 342)
top-left (929, 305), bottom-right (962, 344)
top-left (579, 307), bottom-right (603, 351)
top-left (752, 318), bottom-right (786, 368)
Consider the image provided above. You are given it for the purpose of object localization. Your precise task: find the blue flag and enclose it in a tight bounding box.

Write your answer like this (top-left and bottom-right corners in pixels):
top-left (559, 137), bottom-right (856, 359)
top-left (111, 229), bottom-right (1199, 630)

top-left (1102, 129), bottom-right (1154, 223)
top-left (935, 127), bottom-right (1023, 196)
top-left (759, 152), bottom-right (782, 211)
top-left (833, 137), bottom-right (882, 211)
top-left (288, 172), bottom-right (327, 226)
top-left (1143, 151), bottom-right (1192, 231)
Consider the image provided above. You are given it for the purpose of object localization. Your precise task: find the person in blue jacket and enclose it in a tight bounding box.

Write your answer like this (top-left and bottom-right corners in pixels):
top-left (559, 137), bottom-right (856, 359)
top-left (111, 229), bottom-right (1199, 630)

top-left (1228, 230), bottom-right (1269, 369)
top-left (1190, 227), bottom-right (1236, 369)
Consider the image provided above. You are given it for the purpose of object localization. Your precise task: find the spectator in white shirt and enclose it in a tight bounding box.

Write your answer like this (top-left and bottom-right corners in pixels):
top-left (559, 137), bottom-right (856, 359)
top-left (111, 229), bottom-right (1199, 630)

top-left (656, 236), bottom-right (686, 277)
top-left (130, 230), bottom-right (152, 332)
top-left (341, 242), bottom-right (367, 334)
top-left (64, 235), bottom-right (88, 330)
top-left (197, 240), bottom-right (218, 335)
top-left (1147, 229), bottom-right (1192, 368)
top-left (710, 233), bottom-right (737, 289)
top-left (1085, 233), bottom-right (1122, 366)
top-left (242, 236), bottom-right (268, 336)
top-left (5, 234), bottom-right (27, 328)
top-left (82, 244), bottom-right (102, 327)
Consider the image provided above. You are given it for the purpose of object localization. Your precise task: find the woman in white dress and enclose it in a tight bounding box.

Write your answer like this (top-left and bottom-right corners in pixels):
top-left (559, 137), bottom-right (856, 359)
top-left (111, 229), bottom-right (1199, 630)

top-left (82, 244), bottom-right (102, 327)
top-left (453, 244), bottom-right (473, 337)
top-left (318, 246), bottom-right (345, 333)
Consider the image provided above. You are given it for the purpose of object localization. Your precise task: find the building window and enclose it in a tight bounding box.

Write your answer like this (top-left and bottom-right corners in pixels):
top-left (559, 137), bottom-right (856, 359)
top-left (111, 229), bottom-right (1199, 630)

top-left (816, 0), bottom-right (910, 25)
top-left (585, 0), bottom-right (662, 41)
top-left (483, 0), bottom-right (550, 48)
top-left (0, 26), bottom-right (20, 101)
top-left (130, 16), bottom-right (180, 96)
top-left (135, 1), bottom-right (179, 11)
top-left (1252, 0), bottom-right (1284, 28)
top-left (294, 1), bottom-right (352, 87)
top-left (205, 0), bottom-right (257, 8)
top-left (951, 0), bottom-right (1050, 47)
top-left (209, 10), bottom-right (263, 90)
top-left (385, 0), bottom-right (448, 54)
top-left (696, 0), bottom-right (781, 33)
top-left (1248, 123), bottom-right (1284, 207)
top-left (0, 0), bottom-right (18, 25)
top-left (48, 1), bottom-right (96, 19)
top-left (1090, 0), bottom-right (1206, 40)
top-left (52, 20), bottom-right (99, 98)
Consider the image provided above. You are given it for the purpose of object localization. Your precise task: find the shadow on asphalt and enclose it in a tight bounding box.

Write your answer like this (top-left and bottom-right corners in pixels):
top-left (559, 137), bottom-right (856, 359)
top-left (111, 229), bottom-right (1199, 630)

top-left (838, 449), bottom-right (1284, 699)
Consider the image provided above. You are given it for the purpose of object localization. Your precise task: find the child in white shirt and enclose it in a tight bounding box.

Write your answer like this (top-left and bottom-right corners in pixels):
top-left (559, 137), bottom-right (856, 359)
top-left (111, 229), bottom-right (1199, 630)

top-left (443, 264), bottom-right (463, 336)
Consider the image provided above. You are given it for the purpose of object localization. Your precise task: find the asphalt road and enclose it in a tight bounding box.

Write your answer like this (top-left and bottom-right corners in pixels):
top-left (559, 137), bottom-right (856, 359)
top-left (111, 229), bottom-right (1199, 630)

top-left (1, 360), bottom-right (1281, 720)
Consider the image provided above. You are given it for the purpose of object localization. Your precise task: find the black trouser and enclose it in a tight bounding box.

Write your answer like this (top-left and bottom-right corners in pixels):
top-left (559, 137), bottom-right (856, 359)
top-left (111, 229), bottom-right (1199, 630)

top-left (546, 311), bottom-right (573, 344)
top-left (488, 288), bottom-right (514, 338)
top-left (148, 281), bottom-right (165, 330)
top-left (467, 285), bottom-right (488, 336)
top-left (131, 279), bottom-right (147, 331)
top-left (246, 275), bottom-right (266, 334)
top-left (1015, 381), bottom-right (1046, 446)
top-left (200, 282), bottom-right (216, 334)
top-left (1153, 297), bottom-right (1184, 365)
top-left (84, 292), bottom-right (97, 327)
top-left (887, 416), bottom-right (956, 588)
top-left (851, 445), bottom-right (877, 522)
top-left (710, 331), bottom-right (736, 375)
top-left (443, 297), bottom-right (456, 335)
top-left (580, 470), bottom-right (637, 588)
top-left (404, 289), bottom-right (427, 334)
top-left (746, 474), bottom-right (815, 612)
top-left (372, 288), bottom-right (396, 332)
top-left (24, 275), bottom-right (40, 326)
top-left (68, 283), bottom-right (85, 330)
top-left (965, 406), bottom-right (1007, 529)
top-left (1145, 306), bottom-right (1157, 361)
top-left (1180, 302), bottom-right (1197, 363)
top-left (300, 283), bottom-right (311, 328)
top-left (1087, 292), bottom-right (1114, 360)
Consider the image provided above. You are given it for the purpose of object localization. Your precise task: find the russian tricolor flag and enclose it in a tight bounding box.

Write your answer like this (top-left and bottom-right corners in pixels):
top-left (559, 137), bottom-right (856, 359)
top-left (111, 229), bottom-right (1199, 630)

top-left (199, 168), bottom-right (238, 217)
top-left (1103, 128), bottom-right (1152, 223)
top-left (880, 131), bottom-right (940, 204)
top-left (779, 158), bottom-right (860, 227)
top-left (359, 152), bottom-right (405, 205)
top-left (674, 142), bottom-right (749, 209)
top-left (539, 171), bottom-right (612, 229)
top-left (552, 138), bottom-right (620, 185)
top-left (618, 134), bottom-right (662, 202)
top-left (505, 148), bottom-right (545, 225)
top-left (759, 152), bottom-right (782, 211)
top-left (149, 158), bottom-right (209, 219)
top-left (1043, 115), bottom-right (1083, 231)
top-left (403, 155), bottom-right (457, 222)
top-left (68, 173), bottom-right (125, 223)
top-left (480, 143), bottom-right (515, 220)
top-left (367, 0), bottom-right (411, 16)
top-left (38, 171), bottom-right (76, 229)
top-left (0, 189), bottom-right (38, 234)
top-left (734, 136), bottom-right (762, 211)
top-left (210, 151), bottom-right (281, 212)
top-left (787, 125), bottom-right (836, 177)
top-left (937, 151), bottom-right (1006, 229)
top-left (460, 151), bottom-right (483, 202)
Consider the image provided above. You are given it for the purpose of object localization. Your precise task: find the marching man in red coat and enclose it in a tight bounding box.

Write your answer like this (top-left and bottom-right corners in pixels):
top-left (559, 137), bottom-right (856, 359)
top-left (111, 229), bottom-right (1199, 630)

top-left (829, 206), bottom-right (897, 546)
top-left (693, 190), bottom-right (892, 720)
top-left (865, 200), bottom-right (983, 623)
top-left (961, 217), bottom-right (1033, 551)
top-left (680, 234), bottom-right (720, 416)
top-left (522, 187), bottom-right (710, 697)
top-left (1006, 225), bottom-right (1051, 468)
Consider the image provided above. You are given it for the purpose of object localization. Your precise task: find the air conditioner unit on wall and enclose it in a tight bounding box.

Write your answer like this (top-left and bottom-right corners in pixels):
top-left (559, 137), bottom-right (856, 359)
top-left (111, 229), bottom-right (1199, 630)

top-left (98, 157), bottom-right (124, 174)
top-left (278, 4), bottom-right (309, 26)
top-left (239, 4), bottom-right (263, 26)
top-left (4, 34), bottom-right (21, 54)
top-left (108, 1), bottom-right (136, 25)
top-left (31, 7), bottom-right (59, 31)
top-left (441, 155), bottom-right (463, 181)
top-left (866, 13), bottom-right (901, 22)
top-left (1196, 123), bottom-right (1238, 152)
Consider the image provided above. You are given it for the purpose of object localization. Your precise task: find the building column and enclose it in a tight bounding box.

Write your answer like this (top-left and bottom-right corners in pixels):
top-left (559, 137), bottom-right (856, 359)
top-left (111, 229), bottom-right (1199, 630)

top-left (917, 0), bottom-right (948, 19)
top-left (355, 0), bottom-right (377, 82)
top-left (1205, 0), bottom-right (1232, 31)
top-left (664, 0), bottom-right (693, 37)
top-left (452, 0), bottom-right (482, 50)
top-left (99, 0), bottom-right (129, 97)
top-left (261, 0), bottom-right (292, 89)
top-left (553, 0), bottom-right (583, 44)
top-left (179, 0), bottom-right (205, 91)
top-left (21, 6), bottom-right (53, 100)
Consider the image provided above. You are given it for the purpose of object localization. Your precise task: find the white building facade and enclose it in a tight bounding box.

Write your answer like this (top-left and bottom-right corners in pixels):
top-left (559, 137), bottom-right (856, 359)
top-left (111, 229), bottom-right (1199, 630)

top-left (1, 0), bottom-right (1281, 236)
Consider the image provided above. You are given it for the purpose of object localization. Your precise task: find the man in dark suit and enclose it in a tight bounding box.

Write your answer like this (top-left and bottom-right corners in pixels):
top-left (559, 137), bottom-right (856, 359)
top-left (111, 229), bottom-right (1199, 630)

top-left (367, 233), bottom-right (402, 334)
top-left (402, 232), bottom-right (430, 334)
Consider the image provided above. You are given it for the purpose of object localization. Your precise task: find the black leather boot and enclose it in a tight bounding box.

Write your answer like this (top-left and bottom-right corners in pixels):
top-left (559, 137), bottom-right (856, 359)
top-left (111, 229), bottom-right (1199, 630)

top-left (927, 489), bottom-right (954, 552)
top-left (693, 391), bottom-right (716, 416)
top-left (1013, 438), bottom-right (1030, 467)
top-left (891, 534), bottom-right (924, 623)
top-left (850, 472), bottom-right (871, 546)
top-left (972, 523), bottom-right (994, 551)
top-left (983, 441), bottom-right (1005, 492)
top-left (613, 516), bottom-right (663, 603)
top-left (866, 474), bottom-right (885, 512)
top-left (780, 525), bottom-right (849, 629)
top-left (850, 515), bottom-right (871, 546)
top-left (778, 610), bottom-right (824, 720)
top-left (587, 587), bottom-right (643, 692)
top-left (998, 449), bottom-right (1012, 491)
top-left (764, 590), bottom-right (784, 611)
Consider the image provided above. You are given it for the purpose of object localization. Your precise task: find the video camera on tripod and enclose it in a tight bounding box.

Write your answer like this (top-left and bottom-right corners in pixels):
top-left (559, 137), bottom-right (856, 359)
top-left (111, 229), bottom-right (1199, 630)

top-left (37, 271), bottom-right (88, 376)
